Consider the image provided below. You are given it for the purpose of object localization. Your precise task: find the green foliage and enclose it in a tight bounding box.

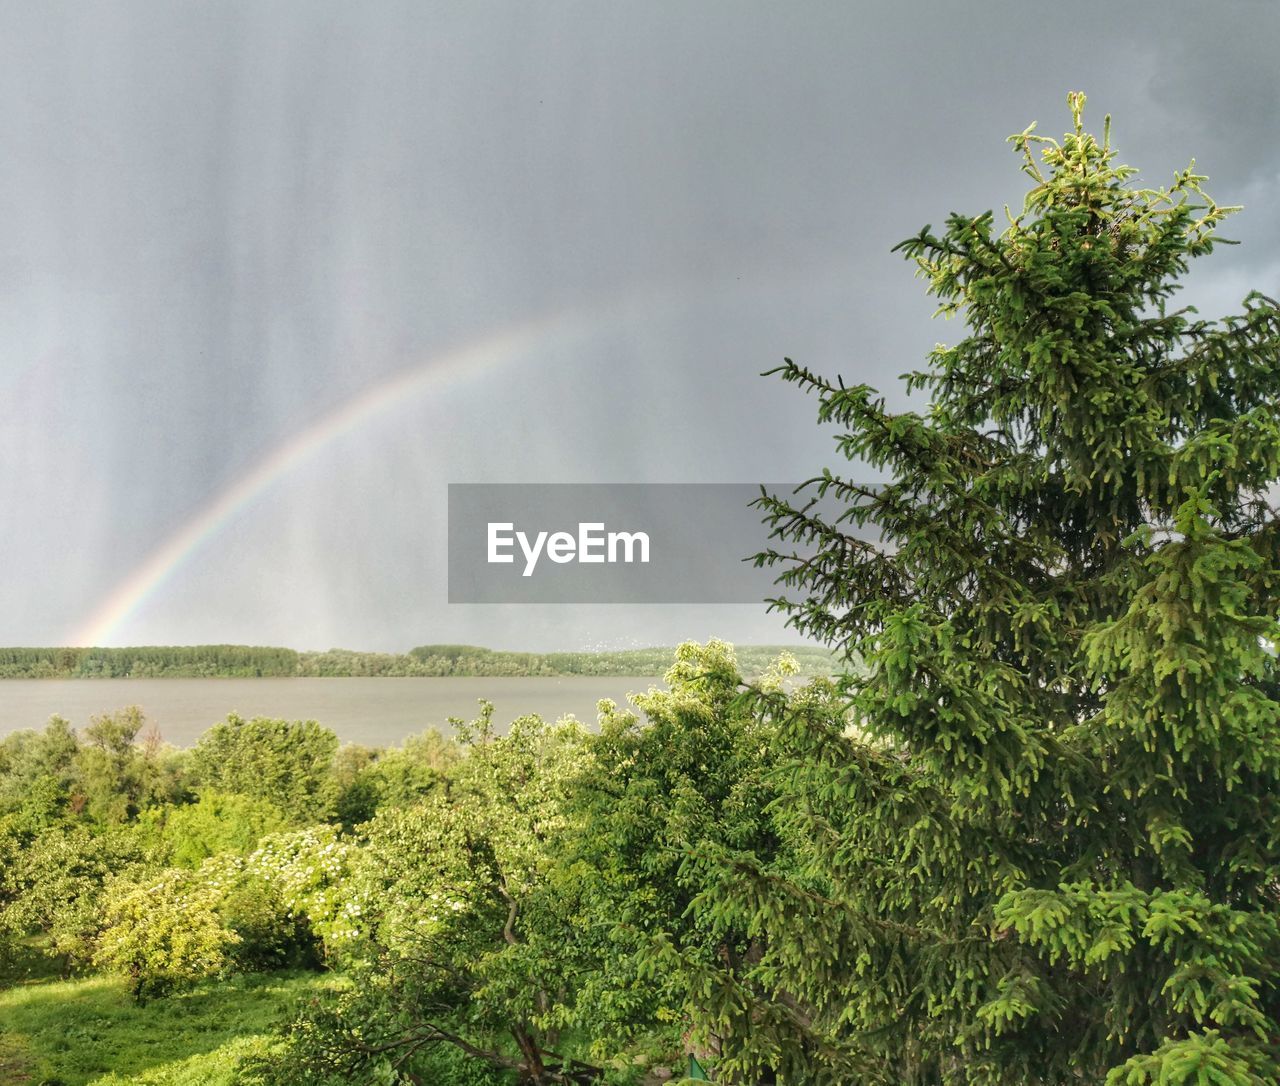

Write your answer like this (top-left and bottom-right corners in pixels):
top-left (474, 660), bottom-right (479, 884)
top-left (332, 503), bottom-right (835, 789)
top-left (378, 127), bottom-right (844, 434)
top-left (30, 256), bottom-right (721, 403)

top-left (0, 715), bottom-right (78, 831)
top-left (549, 640), bottom-right (794, 1068)
top-left (701, 94), bottom-right (1280, 1083)
top-left (0, 712), bottom-right (185, 835)
top-left (93, 868), bottom-right (241, 1003)
top-left (0, 642), bottom-right (836, 678)
top-left (332, 730), bottom-right (458, 828)
top-left (266, 703), bottom-right (599, 1082)
top-left (403, 643), bottom-right (836, 678)
top-left (0, 823), bottom-right (147, 973)
top-left (262, 644), bottom-right (810, 1084)
top-left (139, 790), bottom-right (290, 868)
top-left (295, 646), bottom-right (442, 676)
top-left (0, 643), bottom-right (300, 677)
top-left (71, 706), bottom-right (181, 825)
top-left (236, 825), bottom-right (361, 958)
top-left (0, 642), bottom-right (827, 1081)
top-left (190, 714), bottom-right (340, 823)
top-left (196, 852), bottom-right (323, 972)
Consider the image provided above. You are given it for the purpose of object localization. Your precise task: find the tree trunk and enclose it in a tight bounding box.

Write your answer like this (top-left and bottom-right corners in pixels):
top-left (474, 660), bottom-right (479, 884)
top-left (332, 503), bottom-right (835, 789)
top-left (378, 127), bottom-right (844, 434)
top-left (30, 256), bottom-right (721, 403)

top-left (513, 1025), bottom-right (548, 1084)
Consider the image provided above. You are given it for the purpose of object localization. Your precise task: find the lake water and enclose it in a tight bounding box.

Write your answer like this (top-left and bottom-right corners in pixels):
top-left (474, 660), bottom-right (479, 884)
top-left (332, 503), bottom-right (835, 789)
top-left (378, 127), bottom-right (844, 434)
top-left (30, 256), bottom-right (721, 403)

top-left (0, 677), bottom-right (664, 747)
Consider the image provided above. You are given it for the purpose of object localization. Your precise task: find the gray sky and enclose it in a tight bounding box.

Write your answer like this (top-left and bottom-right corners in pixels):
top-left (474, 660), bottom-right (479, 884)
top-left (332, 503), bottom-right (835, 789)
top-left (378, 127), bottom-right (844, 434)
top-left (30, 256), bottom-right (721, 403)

top-left (1, 1), bottom-right (1277, 652)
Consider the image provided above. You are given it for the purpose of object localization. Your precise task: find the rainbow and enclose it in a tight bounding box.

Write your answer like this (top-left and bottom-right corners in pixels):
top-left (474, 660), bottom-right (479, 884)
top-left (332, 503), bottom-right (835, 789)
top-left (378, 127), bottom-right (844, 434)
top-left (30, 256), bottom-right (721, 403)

top-left (67, 307), bottom-right (600, 647)
top-left (65, 256), bottom-right (842, 647)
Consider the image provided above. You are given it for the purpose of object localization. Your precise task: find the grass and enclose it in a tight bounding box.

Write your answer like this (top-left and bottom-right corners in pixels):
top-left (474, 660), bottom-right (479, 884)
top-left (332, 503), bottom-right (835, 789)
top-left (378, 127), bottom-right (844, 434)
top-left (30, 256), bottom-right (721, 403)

top-left (0, 970), bottom-right (332, 1085)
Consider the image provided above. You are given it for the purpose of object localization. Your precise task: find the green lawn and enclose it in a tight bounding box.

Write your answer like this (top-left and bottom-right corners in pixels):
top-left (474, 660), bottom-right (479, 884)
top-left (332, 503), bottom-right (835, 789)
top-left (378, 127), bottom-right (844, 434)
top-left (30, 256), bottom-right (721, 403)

top-left (0, 970), bottom-right (331, 1085)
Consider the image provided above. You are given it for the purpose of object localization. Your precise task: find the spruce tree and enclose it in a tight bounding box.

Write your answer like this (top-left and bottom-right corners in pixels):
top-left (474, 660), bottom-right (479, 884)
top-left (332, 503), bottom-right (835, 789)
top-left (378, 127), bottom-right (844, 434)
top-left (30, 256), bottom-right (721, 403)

top-left (693, 94), bottom-right (1280, 1084)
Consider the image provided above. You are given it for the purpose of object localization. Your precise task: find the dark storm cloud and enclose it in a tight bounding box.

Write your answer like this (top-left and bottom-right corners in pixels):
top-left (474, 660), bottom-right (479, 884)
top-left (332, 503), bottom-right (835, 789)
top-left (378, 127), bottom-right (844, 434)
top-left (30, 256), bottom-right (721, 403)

top-left (0, 1), bottom-right (1275, 649)
top-left (1141, 5), bottom-right (1280, 280)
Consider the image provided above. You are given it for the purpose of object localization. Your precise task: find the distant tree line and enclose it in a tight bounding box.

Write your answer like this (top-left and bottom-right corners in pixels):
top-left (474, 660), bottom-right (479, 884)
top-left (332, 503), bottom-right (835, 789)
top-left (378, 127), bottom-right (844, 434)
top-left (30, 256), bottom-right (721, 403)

top-left (0, 643), bottom-right (838, 680)
top-left (400, 643), bottom-right (839, 678)
top-left (0, 645), bottom-right (300, 679)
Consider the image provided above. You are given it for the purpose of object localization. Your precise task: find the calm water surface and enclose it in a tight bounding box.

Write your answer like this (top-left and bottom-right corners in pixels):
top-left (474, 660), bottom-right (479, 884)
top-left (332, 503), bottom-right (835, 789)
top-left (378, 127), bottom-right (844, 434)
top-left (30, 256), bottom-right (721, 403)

top-left (0, 677), bottom-right (662, 747)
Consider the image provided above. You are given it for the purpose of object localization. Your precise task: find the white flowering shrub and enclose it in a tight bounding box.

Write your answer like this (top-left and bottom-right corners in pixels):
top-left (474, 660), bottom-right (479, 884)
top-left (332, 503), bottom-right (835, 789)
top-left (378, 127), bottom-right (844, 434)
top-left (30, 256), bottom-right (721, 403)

top-left (195, 851), bottom-right (321, 971)
top-left (240, 825), bottom-right (367, 957)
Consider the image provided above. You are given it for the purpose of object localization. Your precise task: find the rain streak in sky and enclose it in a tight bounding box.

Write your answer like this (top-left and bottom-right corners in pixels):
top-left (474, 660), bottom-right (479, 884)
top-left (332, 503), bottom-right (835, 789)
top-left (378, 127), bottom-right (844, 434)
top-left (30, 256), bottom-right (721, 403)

top-left (1, 1), bottom-right (1277, 651)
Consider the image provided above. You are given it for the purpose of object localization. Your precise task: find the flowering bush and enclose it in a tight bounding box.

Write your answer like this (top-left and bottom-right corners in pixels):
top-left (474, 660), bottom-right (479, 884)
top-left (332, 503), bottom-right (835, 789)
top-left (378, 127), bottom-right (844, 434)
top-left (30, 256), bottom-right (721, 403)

top-left (240, 826), bottom-right (366, 958)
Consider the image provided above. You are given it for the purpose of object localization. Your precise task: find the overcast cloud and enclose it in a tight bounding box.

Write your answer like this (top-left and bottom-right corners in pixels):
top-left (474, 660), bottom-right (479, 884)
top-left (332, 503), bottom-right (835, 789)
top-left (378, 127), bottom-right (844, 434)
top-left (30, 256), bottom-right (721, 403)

top-left (0, 1), bottom-right (1276, 651)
